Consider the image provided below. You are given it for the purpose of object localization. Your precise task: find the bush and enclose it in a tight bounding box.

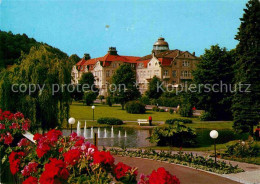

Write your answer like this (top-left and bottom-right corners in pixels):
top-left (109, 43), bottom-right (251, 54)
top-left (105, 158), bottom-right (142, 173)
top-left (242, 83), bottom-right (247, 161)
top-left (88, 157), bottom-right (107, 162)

top-left (139, 96), bottom-right (150, 105)
top-left (152, 107), bottom-right (159, 112)
top-left (165, 118), bottom-right (192, 125)
top-left (106, 96), bottom-right (113, 107)
top-left (149, 123), bottom-right (197, 147)
top-left (159, 109), bottom-right (165, 112)
top-left (199, 111), bottom-right (213, 121)
top-left (83, 91), bottom-right (97, 106)
top-left (169, 109), bottom-right (174, 114)
top-left (98, 95), bottom-right (105, 103)
top-left (225, 138), bottom-right (260, 158)
top-left (97, 117), bottom-right (123, 125)
top-left (125, 101), bottom-right (146, 114)
top-left (179, 103), bottom-right (193, 117)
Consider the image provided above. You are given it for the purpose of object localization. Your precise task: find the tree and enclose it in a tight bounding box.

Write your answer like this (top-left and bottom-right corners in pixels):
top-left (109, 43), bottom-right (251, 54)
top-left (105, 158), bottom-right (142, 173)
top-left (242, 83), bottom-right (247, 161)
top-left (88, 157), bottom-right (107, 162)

top-left (109, 64), bottom-right (140, 109)
top-left (193, 45), bottom-right (235, 120)
top-left (146, 76), bottom-right (164, 99)
top-left (0, 45), bottom-right (71, 131)
top-left (232, 0), bottom-right (260, 134)
top-left (83, 91), bottom-right (97, 106)
top-left (69, 54), bottom-right (81, 65)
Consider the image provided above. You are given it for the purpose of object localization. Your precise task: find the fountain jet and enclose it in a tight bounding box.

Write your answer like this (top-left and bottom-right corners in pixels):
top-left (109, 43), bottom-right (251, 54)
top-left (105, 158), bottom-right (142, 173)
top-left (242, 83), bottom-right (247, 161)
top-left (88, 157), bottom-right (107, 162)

top-left (83, 121), bottom-right (87, 139)
top-left (111, 126), bottom-right (114, 138)
top-left (90, 126), bottom-right (94, 139)
top-left (104, 128), bottom-right (107, 138)
top-left (77, 121), bottom-right (81, 136)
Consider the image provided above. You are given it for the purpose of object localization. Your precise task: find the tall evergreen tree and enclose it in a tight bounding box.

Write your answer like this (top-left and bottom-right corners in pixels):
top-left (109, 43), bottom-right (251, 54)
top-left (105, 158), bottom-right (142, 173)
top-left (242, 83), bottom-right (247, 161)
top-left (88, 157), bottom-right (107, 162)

top-left (193, 45), bottom-right (235, 120)
top-left (232, 0), bottom-right (260, 134)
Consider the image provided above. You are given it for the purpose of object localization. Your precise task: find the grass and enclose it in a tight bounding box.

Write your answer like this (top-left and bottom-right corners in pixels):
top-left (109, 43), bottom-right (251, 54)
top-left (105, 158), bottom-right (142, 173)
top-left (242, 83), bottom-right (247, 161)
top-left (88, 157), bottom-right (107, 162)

top-left (144, 141), bottom-right (237, 151)
top-left (69, 102), bottom-right (233, 129)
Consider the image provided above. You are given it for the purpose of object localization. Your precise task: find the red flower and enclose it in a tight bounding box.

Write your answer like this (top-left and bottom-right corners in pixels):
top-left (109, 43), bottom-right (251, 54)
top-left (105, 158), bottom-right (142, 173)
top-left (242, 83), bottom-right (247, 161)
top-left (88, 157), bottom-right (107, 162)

top-left (63, 149), bottom-right (81, 166)
top-left (18, 138), bottom-right (30, 147)
top-left (114, 162), bottom-right (137, 179)
top-left (9, 151), bottom-right (25, 175)
top-left (14, 112), bottom-right (24, 119)
top-left (36, 142), bottom-right (51, 158)
top-left (39, 158), bottom-right (68, 184)
top-left (149, 167), bottom-right (180, 184)
top-left (23, 176), bottom-right (38, 184)
top-left (4, 132), bottom-right (13, 145)
top-left (0, 123), bottom-right (5, 130)
top-left (33, 133), bottom-right (43, 142)
top-left (74, 139), bottom-right (84, 147)
top-left (21, 162), bottom-right (39, 177)
top-left (59, 168), bottom-right (69, 180)
top-left (46, 129), bottom-right (62, 143)
top-left (93, 151), bottom-right (115, 165)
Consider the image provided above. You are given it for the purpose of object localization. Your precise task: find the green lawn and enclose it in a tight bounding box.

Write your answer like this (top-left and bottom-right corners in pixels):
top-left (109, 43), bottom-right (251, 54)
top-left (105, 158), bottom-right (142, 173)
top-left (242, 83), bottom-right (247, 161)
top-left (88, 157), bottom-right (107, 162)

top-left (68, 102), bottom-right (233, 130)
top-left (70, 102), bottom-right (184, 121)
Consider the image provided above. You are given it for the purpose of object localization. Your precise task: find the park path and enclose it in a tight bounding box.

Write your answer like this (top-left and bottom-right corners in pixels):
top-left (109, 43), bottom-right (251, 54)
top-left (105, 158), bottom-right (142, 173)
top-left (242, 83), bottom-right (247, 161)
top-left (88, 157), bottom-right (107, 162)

top-left (114, 155), bottom-right (241, 184)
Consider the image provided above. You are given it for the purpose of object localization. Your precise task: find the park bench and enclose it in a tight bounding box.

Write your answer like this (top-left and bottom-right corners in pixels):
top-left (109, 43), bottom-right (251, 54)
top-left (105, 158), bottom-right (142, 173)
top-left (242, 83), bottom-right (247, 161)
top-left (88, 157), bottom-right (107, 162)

top-left (137, 119), bottom-right (149, 126)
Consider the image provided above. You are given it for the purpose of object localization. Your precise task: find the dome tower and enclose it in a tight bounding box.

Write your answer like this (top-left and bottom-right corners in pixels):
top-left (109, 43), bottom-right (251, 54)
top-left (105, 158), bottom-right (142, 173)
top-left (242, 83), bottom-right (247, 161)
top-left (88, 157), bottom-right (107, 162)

top-left (152, 37), bottom-right (169, 54)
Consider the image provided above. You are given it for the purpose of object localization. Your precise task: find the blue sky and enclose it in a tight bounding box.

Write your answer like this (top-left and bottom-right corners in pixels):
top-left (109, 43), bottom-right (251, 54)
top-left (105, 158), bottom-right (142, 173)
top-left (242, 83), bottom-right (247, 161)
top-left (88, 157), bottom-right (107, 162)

top-left (1, 0), bottom-right (248, 58)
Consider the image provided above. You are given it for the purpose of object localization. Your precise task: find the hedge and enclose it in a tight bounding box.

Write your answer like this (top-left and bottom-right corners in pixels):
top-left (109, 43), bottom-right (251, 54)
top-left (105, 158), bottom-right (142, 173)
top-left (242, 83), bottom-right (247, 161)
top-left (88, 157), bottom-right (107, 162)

top-left (125, 101), bottom-right (146, 114)
top-left (97, 117), bottom-right (123, 125)
top-left (165, 118), bottom-right (192, 124)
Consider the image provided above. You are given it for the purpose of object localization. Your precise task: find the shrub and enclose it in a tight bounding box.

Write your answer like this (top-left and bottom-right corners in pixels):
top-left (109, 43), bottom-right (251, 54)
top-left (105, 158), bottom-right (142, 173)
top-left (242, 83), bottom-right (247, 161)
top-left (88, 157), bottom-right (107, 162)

top-left (149, 123), bottom-right (197, 147)
top-left (179, 103), bottom-right (193, 117)
top-left (199, 111), bottom-right (213, 121)
top-left (97, 117), bottom-right (123, 125)
top-left (125, 101), bottom-right (146, 114)
top-left (152, 107), bottom-right (159, 112)
top-left (106, 96), bottom-right (113, 107)
top-left (83, 91), bottom-right (97, 106)
top-left (169, 109), bottom-right (174, 114)
top-left (165, 118), bottom-right (192, 125)
top-left (225, 138), bottom-right (260, 158)
top-left (98, 95), bottom-right (105, 103)
top-left (139, 96), bottom-right (150, 105)
top-left (159, 109), bottom-right (165, 112)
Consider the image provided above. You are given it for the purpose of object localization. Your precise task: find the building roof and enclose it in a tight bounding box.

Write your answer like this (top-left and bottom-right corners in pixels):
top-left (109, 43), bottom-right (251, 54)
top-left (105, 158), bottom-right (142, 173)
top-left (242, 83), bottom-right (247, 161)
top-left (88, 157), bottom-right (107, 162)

top-left (76, 53), bottom-right (140, 71)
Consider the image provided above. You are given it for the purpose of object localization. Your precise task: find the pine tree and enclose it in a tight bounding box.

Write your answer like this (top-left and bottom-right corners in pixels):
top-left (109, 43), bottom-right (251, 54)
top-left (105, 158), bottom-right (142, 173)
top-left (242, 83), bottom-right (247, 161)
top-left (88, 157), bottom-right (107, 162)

top-left (232, 0), bottom-right (260, 134)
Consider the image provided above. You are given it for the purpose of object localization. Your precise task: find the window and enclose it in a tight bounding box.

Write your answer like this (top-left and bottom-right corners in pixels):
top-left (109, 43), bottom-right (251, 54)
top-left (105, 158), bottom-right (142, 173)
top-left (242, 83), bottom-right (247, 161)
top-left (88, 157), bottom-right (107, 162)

top-left (181, 71), bottom-right (190, 77)
top-left (163, 70), bottom-right (168, 76)
top-left (182, 61), bottom-right (190, 67)
top-left (106, 70), bottom-right (110, 77)
top-left (112, 63), bottom-right (117, 68)
top-left (172, 70), bottom-right (177, 77)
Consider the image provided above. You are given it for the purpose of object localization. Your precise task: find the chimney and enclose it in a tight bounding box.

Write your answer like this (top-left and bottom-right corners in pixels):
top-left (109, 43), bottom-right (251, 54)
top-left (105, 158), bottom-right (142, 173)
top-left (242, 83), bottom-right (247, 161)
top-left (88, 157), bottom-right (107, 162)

top-left (192, 52), bottom-right (195, 56)
top-left (108, 47), bottom-right (118, 55)
top-left (83, 53), bottom-right (91, 60)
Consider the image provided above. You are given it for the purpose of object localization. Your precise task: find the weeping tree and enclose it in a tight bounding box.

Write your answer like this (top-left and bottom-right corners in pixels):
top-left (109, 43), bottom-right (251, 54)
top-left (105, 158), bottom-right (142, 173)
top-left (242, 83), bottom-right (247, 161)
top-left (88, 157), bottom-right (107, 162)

top-left (0, 45), bottom-right (71, 131)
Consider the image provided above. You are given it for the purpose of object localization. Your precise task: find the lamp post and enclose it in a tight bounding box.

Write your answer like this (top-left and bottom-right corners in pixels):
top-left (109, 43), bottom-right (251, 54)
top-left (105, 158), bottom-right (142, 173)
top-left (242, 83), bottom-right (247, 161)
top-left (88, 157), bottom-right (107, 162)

top-left (92, 105), bottom-right (95, 121)
top-left (210, 130), bottom-right (219, 165)
top-left (68, 117), bottom-right (76, 134)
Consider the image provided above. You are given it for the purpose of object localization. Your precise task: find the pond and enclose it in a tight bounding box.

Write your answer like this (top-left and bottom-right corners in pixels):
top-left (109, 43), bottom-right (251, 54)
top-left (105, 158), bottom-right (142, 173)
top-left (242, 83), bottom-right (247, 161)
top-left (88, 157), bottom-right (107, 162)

top-left (62, 127), bottom-right (155, 148)
top-left (62, 127), bottom-right (249, 148)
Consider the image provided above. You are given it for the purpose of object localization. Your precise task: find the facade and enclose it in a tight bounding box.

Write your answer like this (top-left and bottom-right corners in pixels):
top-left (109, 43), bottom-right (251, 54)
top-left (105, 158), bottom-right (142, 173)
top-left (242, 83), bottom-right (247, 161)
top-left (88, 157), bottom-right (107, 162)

top-left (72, 37), bottom-right (199, 96)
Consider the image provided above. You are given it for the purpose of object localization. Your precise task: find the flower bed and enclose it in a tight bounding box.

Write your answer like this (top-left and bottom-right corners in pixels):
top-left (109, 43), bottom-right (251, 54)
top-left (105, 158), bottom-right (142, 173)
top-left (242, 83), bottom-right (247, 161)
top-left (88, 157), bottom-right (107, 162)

top-left (109, 148), bottom-right (244, 174)
top-left (2, 126), bottom-right (180, 184)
